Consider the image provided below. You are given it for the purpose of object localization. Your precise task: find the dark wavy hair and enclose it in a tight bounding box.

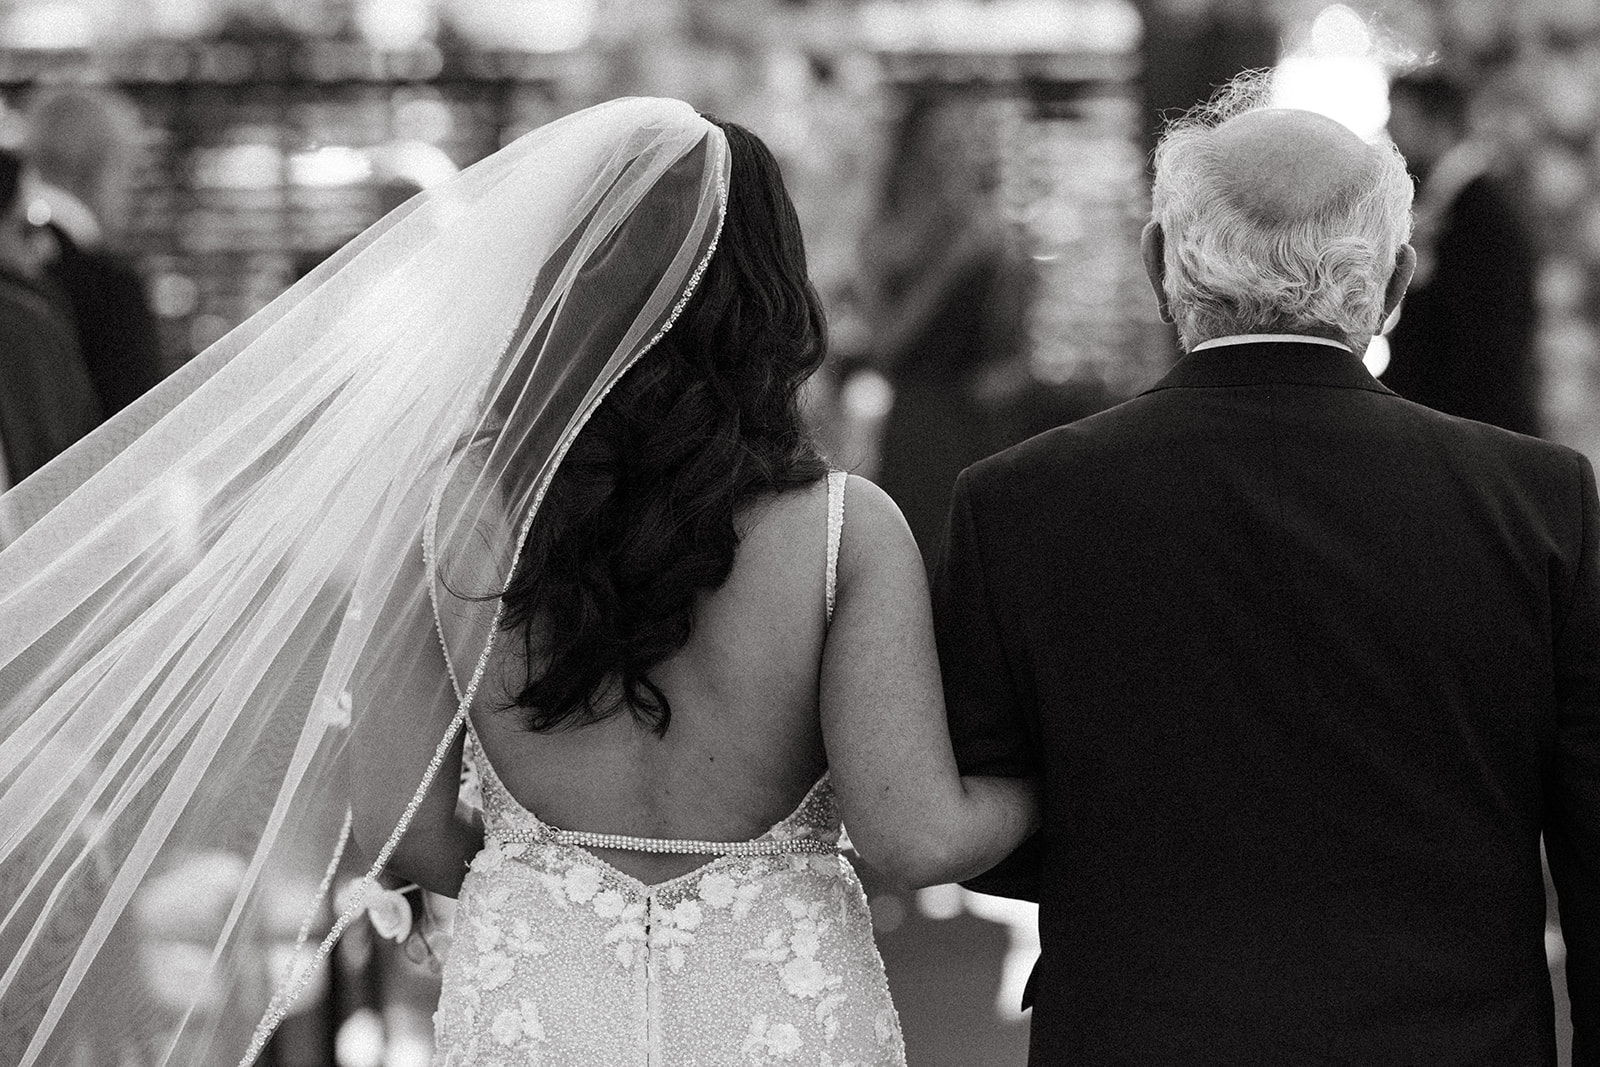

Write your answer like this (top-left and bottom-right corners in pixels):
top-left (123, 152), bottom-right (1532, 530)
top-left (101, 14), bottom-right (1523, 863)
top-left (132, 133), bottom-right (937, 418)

top-left (497, 118), bottom-right (830, 734)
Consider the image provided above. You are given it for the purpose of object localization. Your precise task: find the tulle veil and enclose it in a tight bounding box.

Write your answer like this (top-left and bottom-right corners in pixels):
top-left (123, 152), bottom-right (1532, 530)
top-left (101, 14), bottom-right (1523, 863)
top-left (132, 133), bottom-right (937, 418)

top-left (0, 96), bottom-right (728, 1065)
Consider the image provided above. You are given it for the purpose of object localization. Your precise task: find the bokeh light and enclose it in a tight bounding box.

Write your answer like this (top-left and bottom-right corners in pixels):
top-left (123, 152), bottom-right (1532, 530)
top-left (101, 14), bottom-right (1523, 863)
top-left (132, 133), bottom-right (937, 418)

top-left (444, 0), bottom-right (596, 53)
top-left (1309, 3), bottom-right (1373, 55)
top-left (1271, 53), bottom-right (1390, 140)
top-left (1271, 3), bottom-right (1395, 140)
top-left (1, 1), bottom-right (89, 49)
top-left (356, 0), bottom-right (434, 51)
top-left (290, 145), bottom-right (373, 188)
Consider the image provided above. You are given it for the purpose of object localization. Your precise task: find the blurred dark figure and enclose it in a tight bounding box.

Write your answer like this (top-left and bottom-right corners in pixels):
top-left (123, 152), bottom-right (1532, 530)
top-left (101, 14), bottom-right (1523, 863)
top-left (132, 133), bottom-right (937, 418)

top-left (1132, 0), bottom-right (1279, 168)
top-left (1382, 71), bottom-right (1541, 436)
top-left (0, 147), bottom-right (101, 489)
top-left (860, 95), bottom-right (1031, 569)
top-left (28, 83), bottom-right (165, 415)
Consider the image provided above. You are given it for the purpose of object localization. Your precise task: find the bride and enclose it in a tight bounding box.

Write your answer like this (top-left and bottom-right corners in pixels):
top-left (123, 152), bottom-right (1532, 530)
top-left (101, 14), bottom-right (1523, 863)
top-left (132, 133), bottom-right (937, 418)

top-left (0, 98), bottom-right (1036, 1065)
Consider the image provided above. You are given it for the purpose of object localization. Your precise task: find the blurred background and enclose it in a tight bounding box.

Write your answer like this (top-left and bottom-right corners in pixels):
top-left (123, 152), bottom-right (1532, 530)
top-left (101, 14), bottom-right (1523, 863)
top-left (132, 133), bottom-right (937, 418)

top-left (0, 0), bottom-right (1589, 1063)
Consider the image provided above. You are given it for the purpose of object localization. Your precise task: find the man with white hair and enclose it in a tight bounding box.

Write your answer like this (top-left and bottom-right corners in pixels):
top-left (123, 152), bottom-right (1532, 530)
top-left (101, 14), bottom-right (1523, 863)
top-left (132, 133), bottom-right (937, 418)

top-left (28, 82), bottom-right (164, 415)
top-left (0, 146), bottom-right (100, 490)
top-left (934, 75), bottom-right (1597, 1065)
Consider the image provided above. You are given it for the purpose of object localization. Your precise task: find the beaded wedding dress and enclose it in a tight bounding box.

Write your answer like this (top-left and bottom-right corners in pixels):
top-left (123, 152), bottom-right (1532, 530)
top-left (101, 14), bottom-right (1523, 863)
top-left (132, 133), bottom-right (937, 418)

top-left (432, 472), bottom-right (907, 1067)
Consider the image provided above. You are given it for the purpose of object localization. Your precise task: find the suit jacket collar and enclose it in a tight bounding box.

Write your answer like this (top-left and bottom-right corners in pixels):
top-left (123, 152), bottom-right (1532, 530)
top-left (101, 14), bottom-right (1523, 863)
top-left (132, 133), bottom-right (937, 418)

top-left (1140, 340), bottom-right (1394, 396)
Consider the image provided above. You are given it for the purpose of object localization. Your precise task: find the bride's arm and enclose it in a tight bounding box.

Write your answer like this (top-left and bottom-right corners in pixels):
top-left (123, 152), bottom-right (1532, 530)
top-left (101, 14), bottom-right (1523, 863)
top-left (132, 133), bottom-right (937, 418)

top-left (349, 536), bottom-right (485, 898)
top-left (352, 696), bottom-right (483, 898)
top-left (820, 475), bottom-right (1040, 889)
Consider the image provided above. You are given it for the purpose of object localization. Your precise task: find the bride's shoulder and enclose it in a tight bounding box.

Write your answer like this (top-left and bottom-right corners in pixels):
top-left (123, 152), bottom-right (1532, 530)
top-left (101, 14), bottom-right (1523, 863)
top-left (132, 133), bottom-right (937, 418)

top-left (740, 473), bottom-right (916, 564)
top-left (836, 472), bottom-right (906, 527)
top-left (754, 472), bottom-right (907, 532)
top-left (833, 474), bottom-right (922, 581)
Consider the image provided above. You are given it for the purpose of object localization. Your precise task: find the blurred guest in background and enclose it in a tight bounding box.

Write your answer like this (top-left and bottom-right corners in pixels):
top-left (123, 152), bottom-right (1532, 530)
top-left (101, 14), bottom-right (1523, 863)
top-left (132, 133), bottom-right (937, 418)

top-left (0, 146), bottom-right (100, 490)
top-left (856, 94), bottom-right (1038, 1065)
top-left (27, 82), bottom-right (165, 416)
top-left (1382, 70), bottom-right (1542, 436)
top-left (860, 94), bottom-right (1031, 570)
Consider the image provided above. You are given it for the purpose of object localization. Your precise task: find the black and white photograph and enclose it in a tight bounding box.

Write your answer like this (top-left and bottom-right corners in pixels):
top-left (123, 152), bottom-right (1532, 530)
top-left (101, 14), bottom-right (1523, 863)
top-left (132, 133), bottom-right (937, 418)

top-left (0, 1), bottom-right (1593, 1064)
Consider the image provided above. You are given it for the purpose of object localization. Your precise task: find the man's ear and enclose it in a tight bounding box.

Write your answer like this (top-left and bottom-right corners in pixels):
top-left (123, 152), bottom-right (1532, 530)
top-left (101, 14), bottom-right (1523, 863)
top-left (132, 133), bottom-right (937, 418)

top-left (1382, 243), bottom-right (1417, 321)
top-left (1141, 221), bottom-right (1173, 325)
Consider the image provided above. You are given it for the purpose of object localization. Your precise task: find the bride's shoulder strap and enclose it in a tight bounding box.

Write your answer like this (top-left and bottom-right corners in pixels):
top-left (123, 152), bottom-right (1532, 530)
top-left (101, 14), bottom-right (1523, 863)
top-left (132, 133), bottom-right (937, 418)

top-left (825, 469), bottom-right (847, 625)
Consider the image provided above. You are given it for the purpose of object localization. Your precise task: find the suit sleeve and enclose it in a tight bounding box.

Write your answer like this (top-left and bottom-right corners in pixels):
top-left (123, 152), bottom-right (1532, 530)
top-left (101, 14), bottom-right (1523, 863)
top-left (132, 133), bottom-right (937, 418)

top-left (1549, 451), bottom-right (1600, 1065)
top-left (96, 259), bottom-right (166, 413)
top-left (932, 466), bottom-right (1044, 900)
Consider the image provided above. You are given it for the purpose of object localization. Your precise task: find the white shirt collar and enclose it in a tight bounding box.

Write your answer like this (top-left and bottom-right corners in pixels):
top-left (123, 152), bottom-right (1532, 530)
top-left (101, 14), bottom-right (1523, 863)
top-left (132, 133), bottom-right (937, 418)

top-left (1192, 333), bottom-right (1351, 353)
top-left (32, 182), bottom-right (103, 249)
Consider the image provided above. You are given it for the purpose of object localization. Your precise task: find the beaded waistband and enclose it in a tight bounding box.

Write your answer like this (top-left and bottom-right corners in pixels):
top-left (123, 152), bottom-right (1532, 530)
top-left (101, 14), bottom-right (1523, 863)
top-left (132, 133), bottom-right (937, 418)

top-left (493, 825), bottom-right (838, 857)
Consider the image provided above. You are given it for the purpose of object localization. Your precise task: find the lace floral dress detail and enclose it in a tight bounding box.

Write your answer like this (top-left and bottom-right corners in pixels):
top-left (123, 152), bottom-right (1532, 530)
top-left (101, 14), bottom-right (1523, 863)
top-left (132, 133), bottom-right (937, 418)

top-left (431, 472), bottom-right (906, 1066)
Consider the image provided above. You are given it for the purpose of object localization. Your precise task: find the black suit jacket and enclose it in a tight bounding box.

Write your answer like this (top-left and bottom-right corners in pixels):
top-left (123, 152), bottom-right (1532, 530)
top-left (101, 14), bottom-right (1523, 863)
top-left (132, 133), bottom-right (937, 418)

top-left (0, 266), bottom-right (102, 483)
top-left (935, 341), bottom-right (1599, 1066)
top-left (43, 223), bottom-right (164, 416)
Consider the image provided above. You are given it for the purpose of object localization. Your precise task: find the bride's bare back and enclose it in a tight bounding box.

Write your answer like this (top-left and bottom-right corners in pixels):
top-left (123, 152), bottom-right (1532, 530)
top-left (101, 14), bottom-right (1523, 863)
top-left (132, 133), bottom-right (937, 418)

top-left (369, 464), bottom-right (1034, 898)
top-left (349, 112), bottom-right (1034, 917)
top-left (470, 477), bottom-right (837, 883)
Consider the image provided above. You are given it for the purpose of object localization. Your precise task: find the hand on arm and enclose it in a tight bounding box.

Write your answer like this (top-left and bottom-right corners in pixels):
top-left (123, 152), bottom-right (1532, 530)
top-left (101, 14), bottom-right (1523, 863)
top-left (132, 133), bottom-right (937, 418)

top-left (349, 541), bottom-right (486, 898)
top-left (932, 466), bottom-right (1045, 901)
top-left (352, 713), bottom-right (484, 898)
top-left (820, 475), bottom-right (1040, 889)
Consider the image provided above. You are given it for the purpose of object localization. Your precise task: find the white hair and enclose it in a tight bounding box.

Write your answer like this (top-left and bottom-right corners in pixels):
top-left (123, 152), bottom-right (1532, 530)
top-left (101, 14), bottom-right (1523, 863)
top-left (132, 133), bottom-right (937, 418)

top-left (1150, 75), bottom-right (1414, 353)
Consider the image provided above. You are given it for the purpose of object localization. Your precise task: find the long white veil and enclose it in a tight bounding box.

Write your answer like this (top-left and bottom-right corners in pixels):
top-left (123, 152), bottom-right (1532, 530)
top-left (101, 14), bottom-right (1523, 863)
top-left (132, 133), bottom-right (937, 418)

top-left (0, 97), bottom-right (728, 1065)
